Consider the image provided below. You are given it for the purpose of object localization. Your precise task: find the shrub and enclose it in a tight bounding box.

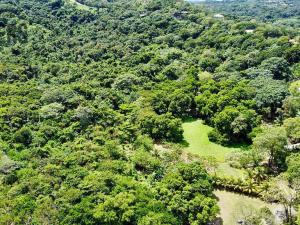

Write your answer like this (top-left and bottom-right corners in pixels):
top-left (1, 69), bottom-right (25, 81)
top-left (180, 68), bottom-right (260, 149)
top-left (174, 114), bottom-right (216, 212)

top-left (208, 129), bottom-right (229, 145)
top-left (14, 127), bottom-right (33, 146)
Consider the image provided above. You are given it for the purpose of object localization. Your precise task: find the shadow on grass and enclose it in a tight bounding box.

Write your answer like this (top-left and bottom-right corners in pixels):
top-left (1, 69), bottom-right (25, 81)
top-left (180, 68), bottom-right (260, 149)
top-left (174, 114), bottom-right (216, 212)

top-left (210, 194), bottom-right (224, 225)
top-left (179, 139), bottom-right (190, 147)
top-left (182, 116), bottom-right (198, 123)
top-left (223, 142), bottom-right (250, 151)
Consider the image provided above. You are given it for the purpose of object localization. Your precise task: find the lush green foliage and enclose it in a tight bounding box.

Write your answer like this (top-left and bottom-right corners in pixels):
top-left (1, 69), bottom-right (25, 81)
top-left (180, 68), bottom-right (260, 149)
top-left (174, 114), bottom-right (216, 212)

top-left (0, 0), bottom-right (300, 223)
top-left (199, 0), bottom-right (300, 28)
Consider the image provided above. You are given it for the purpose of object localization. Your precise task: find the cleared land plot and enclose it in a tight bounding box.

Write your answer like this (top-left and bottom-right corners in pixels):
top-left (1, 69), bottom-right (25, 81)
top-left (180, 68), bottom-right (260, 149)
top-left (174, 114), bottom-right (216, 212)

top-left (66, 0), bottom-right (92, 10)
top-left (182, 119), bottom-right (236, 162)
top-left (182, 119), bottom-right (246, 178)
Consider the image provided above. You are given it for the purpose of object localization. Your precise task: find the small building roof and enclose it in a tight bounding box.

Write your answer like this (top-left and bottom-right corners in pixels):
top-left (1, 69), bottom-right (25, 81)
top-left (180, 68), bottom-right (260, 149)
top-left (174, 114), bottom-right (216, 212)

top-left (213, 14), bottom-right (224, 18)
top-left (245, 29), bottom-right (255, 33)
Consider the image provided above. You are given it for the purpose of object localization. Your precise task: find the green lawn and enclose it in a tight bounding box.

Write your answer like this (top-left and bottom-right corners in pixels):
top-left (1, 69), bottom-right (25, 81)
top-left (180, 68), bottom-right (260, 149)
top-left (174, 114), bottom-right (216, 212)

top-left (66, 0), bottom-right (92, 10)
top-left (182, 119), bottom-right (246, 178)
top-left (182, 119), bottom-right (238, 162)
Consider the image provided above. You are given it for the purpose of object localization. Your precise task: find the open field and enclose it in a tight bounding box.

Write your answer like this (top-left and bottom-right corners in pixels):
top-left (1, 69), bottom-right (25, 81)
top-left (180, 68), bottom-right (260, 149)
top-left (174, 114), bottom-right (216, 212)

top-left (182, 119), bottom-right (246, 178)
top-left (182, 119), bottom-right (237, 162)
top-left (66, 0), bottom-right (92, 10)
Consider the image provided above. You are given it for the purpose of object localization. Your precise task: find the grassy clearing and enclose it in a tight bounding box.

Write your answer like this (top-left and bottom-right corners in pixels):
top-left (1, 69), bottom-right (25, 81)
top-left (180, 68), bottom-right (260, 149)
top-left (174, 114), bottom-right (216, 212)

top-left (182, 119), bottom-right (246, 178)
top-left (214, 190), bottom-right (282, 225)
top-left (182, 119), bottom-right (238, 162)
top-left (66, 0), bottom-right (92, 11)
top-left (216, 162), bottom-right (245, 178)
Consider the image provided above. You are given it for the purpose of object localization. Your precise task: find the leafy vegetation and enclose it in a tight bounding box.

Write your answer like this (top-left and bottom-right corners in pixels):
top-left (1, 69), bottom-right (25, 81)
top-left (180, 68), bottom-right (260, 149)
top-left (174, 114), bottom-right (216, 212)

top-left (198, 0), bottom-right (300, 28)
top-left (0, 0), bottom-right (300, 224)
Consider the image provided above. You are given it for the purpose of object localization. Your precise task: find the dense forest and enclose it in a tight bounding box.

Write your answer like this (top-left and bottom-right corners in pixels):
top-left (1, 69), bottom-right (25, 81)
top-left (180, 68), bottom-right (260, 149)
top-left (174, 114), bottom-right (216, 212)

top-left (198, 0), bottom-right (300, 28)
top-left (0, 0), bottom-right (299, 224)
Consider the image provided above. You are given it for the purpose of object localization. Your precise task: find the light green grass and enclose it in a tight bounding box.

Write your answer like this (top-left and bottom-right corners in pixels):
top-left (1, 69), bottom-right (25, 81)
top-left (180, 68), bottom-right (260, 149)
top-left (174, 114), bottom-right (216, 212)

top-left (66, 0), bottom-right (92, 11)
top-left (182, 119), bottom-right (246, 178)
top-left (214, 190), bottom-right (281, 225)
top-left (182, 119), bottom-right (237, 162)
top-left (216, 163), bottom-right (245, 178)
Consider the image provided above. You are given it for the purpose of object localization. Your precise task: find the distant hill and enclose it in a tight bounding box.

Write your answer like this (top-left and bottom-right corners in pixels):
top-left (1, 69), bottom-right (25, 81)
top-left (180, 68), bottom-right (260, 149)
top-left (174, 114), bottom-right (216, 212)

top-left (189, 0), bottom-right (300, 27)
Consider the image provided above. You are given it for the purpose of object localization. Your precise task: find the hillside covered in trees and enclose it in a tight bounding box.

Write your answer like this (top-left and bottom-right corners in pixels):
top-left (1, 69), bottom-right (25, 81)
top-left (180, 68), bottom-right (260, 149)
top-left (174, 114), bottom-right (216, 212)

top-left (196, 0), bottom-right (300, 28)
top-left (0, 0), bottom-right (299, 224)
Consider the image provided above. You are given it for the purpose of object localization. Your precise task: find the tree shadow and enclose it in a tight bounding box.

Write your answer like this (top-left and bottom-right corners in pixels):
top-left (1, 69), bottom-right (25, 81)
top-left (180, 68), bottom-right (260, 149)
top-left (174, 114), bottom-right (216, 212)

top-left (182, 116), bottom-right (198, 123)
top-left (211, 194), bottom-right (224, 225)
top-left (224, 142), bottom-right (251, 151)
top-left (179, 139), bottom-right (189, 147)
top-left (208, 216), bottom-right (223, 225)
